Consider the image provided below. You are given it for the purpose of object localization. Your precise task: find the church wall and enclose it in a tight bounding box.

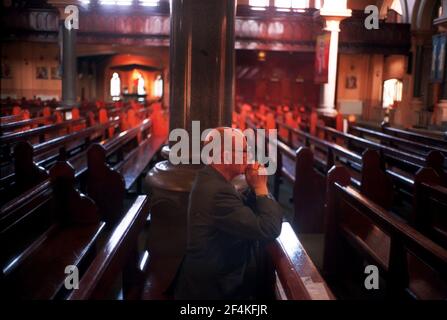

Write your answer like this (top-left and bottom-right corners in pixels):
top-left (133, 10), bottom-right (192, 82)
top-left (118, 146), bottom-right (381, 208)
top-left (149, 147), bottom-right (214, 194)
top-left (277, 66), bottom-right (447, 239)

top-left (1, 41), bottom-right (61, 100)
top-left (337, 53), bottom-right (381, 120)
top-left (236, 50), bottom-right (320, 108)
top-left (336, 53), bottom-right (409, 123)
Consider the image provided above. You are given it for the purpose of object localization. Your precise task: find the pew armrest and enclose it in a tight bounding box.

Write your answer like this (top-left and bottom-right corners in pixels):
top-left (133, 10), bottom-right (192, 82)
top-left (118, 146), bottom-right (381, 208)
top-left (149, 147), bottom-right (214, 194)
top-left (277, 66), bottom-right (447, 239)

top-left (266, 222), bottom-right (335, 300)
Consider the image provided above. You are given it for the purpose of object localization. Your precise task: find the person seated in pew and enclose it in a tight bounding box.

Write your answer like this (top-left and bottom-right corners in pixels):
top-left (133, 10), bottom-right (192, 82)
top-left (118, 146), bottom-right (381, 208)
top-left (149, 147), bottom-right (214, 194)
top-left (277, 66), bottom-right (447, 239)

top-left (171, 127), bottom-right (283, 300)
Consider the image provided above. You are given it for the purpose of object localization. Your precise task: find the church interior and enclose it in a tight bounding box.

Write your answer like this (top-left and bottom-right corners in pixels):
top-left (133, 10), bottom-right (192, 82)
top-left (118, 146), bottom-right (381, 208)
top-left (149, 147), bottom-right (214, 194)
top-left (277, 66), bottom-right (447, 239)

top-left (1, 0), bottom-right (447, 301)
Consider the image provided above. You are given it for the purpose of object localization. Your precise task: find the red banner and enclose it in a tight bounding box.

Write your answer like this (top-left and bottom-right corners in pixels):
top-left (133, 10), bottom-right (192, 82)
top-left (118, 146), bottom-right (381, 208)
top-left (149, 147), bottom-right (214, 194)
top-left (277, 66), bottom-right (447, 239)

top-left (314, 32), bottom-right (331, 84)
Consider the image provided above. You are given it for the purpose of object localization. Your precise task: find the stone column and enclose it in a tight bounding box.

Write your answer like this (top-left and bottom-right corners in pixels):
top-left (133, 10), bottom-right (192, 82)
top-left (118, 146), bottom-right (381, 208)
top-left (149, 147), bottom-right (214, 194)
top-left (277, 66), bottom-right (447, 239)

top-left (315, 0), bottom-right (351, 116)
top-left (60, 22), bottom-right (77, 106)
top-left (48, 0), bottom-right (78, 106)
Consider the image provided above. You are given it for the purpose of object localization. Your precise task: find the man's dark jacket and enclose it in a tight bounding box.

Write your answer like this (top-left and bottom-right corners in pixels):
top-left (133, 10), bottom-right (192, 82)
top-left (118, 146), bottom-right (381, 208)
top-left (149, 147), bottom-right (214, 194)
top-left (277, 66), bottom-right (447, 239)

top-left (173, 166), bottom-right (283, 300)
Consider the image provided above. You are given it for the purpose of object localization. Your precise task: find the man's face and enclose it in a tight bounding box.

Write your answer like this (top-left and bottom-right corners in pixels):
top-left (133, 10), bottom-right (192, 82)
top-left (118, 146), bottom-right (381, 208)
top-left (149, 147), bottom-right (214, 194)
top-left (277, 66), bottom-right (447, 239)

top-left (219, 130), bottom-right (249, 177)
top-left (231, 139), bottom-right (249, 176)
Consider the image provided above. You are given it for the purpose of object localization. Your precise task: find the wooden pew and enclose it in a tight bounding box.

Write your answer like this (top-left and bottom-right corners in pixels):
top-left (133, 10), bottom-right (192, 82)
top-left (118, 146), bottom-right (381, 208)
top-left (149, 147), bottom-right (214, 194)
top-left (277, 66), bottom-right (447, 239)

top-left (0, 114), bottom-right (23, 125)
top-left (250, 118), bottom-right (446, 242)
top-left (0, 103), bottom-right (126, 136)
top-left (0, 115), bottom-right (56, 135)
top-left (349, 124), bottom-right (447, 160)
top-left (85, 129), bottom-right (166, 224)
top-left (267, 222), bottom-right (335, 300)
top-left (0, 118), bottom-right (120, 202)
top-left (382, 124), bottom-right (447, 149)
top-left (260, 118), bottom-right (447, 248)
top-left (413, 169), bottom-right (447, 247)
top-left (0, 119), bottom-right (154, 231)
top-left (0, 118), bottom-right (86, 163)
top-left (67, 195), bottom-right (151, 300)
top-left (324, 165), bottom-right (447, 299)
top-left (247, 118), bottom-right (359, 233)
top-left (408, 127), bottom-right (447, 140)
top-left (318, 125), bottom-right (444, 175)
top-left (0, 161), bottom-right (106, 299)
top-left (317, 124), bottom-right (447, 187)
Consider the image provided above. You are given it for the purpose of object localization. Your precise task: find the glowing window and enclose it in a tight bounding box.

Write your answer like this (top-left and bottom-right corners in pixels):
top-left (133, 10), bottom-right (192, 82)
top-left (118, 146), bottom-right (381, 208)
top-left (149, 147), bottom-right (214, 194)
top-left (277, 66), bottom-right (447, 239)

top-left (382, 79), bottom-right (403, 108)
top-left (136, 73), bottom-right (146, 95)
top-left (275, 0), bottom-right (309, 10)
top-left (291, 0), bottom-right (309, 9)
top-left (139, 0), bottom-right (158, 6)
top-left (100, 0), bottom-right (132, 5)
top-left (153, 75), bottom-right (163, 98)
top-left (249, 0), bottom-right (269, 10)
top-left (110, 72), bottom-right (121, 101)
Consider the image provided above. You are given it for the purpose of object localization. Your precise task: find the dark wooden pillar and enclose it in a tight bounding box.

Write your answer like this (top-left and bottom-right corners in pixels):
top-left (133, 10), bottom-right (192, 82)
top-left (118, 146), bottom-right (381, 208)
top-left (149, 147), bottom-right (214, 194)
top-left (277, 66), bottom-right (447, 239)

top-left (169, 0), bottom-right (235, 136)
top-left (147, 0), bottom-right (236, 192)
top-left (143, 1), bottom-right (237, 298)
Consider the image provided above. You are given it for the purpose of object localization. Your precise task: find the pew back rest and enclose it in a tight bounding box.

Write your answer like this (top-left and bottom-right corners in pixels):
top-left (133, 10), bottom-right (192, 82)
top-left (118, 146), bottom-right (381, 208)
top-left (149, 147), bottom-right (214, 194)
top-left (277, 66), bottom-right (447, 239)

top-left (68, 195), bottom-right (151, 300)
top-left (326, 176), bottom-right (447, 299)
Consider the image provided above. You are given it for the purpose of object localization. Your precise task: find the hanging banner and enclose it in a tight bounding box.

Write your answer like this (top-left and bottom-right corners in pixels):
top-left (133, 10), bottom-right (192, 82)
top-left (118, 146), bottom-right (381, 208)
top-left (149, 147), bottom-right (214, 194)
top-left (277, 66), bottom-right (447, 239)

top-left (431, 33), bottom-right (447, 83)
top-left (315, 32), bottom-right (331, 84)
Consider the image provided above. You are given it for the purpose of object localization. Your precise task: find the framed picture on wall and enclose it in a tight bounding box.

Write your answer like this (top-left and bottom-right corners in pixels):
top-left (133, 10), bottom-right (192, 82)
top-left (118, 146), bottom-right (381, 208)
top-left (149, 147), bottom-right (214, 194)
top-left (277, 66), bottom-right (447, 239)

top-left (36, 66), bottom-right (48, 79)
top-left (345, 75), bottom-right (357, 89)
top-left (51, 66), bottom-right (61, 80)
top-left (0, 62), bottom-right (12, 79)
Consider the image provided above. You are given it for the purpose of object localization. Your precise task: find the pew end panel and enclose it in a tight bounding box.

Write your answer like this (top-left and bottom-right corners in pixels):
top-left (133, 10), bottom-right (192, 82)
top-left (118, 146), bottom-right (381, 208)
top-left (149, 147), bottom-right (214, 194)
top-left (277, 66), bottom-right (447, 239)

top-left (267, 222), bottom-right (335, 300)
top-left (68, 195), bottom-right (151, 300)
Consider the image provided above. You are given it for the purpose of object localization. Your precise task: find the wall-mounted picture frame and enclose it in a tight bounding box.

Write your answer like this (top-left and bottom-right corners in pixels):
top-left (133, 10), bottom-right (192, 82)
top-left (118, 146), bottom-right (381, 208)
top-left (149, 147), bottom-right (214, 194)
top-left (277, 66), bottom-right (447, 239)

top-left (0, 62), bottom-right (12, 79)
top-left (51, 66), bottom-right (61, 80)
top-left (345, 75), bottom-right (357, 89)
top-left (36, 66), bottom-right (48, 79)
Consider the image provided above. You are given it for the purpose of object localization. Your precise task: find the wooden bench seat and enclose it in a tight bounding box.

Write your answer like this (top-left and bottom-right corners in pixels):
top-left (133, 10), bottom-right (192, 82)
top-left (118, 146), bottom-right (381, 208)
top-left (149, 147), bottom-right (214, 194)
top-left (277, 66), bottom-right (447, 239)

top-left (324, 166), bottom-right (447, 299)
top-left (408, 127), bottom-right (447, 140)
top-left (247, 118), bottom-right (447, 242)
top-left (0, 119), bottom-right (120, 205)
top-left (414, 177), bottom-right (447, 247)
top-left (3, 222), bottom-right (105, 299)
top-left (0, 114), bottom-right (23, 124)
top-left (0, 115), bottom-right (55, 134)
top-left (1, 118), bottom-right (119, 177)
top-left (0, 118), bottom-right (87, 164)
top-left (0, 161), bottom-right (106, 299)
top-left (383, 125), bottom-right (447, 149)
top-left (349, 125), bottom-right (447, 160)
top-left (0, 119), bottom-right (155, 225)
top-left (115, 134), bottom-right (167, 190)
top-left (267, 222), bottom-right (335, 300)
top-left (85, 125), bottom-right (166, 224)
top-left (67, 195), bottom-right (151, 300)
